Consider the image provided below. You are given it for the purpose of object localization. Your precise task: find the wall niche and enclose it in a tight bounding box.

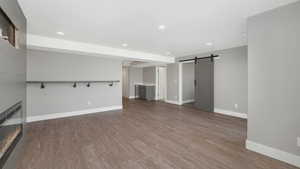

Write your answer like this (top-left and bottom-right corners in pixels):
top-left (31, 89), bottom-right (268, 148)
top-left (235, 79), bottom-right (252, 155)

top-left (0, 8), bottom-right (17, 47)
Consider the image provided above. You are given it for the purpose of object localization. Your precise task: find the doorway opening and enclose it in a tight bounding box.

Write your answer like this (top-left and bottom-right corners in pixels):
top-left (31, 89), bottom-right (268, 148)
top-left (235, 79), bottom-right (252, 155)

top-left (156, 67), bottom-right (167, 101)
top-left (179, 55), bottom-right (217, 112)
top-left (181, 62), bottom-right (195, 106)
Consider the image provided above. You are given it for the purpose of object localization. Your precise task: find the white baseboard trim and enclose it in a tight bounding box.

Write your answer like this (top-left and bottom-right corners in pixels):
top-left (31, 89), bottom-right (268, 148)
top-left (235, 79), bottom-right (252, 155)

top-left (128, 96), bottom-right (138, 99)
top-left (246, 140), bottom-right (300, 168)
top-left (2, 118), bottom-right (22, 126)
top-left (214, 108), bottom-right (247, 119)
top-left (165, 100), bottom-right (181, 105)
top-left (27, 105), bottom-right (123, 123)
top-left (182, 99), bottom-right (194, 104)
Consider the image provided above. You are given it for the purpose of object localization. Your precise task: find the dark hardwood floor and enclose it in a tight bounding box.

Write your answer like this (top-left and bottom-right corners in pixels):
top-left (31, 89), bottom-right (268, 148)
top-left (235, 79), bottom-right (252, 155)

top-left (17, 99), bottom-right (298, 169)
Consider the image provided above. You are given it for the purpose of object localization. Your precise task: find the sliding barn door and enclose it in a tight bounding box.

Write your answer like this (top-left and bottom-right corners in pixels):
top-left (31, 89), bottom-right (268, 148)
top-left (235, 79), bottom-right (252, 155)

top-left (194, 59), bottom-right (214, 112)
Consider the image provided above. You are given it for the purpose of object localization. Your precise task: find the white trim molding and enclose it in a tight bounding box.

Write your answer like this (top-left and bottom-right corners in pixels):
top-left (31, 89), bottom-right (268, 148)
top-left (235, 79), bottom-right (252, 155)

top-left (27, 105), bottom-right (123, 122)
top-left (2, 118), bottom-right (22, 126)
top-left (214, 108), bottom-right (247, 119)
top-left (128, 96), bottom-right (138, 99)
top-left (155, 67), bottom-right (159, 100)
top-left (133, 62), bottom-right (167, 68)
top-left (178, 63), bottom-right (183, 105)
top-left (165, 100), bottom-right (181, 105)
top-left (27, 34), bottom-right (174, 63)
top-left (182, 99), bottom-right (195, 104)
top-left (246, 140), bottom-right (300, 168)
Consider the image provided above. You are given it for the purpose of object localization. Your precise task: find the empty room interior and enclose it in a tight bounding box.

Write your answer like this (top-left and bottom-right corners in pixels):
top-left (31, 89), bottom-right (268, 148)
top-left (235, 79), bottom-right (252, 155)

top-left (0, 0), bottom-right (300, 168)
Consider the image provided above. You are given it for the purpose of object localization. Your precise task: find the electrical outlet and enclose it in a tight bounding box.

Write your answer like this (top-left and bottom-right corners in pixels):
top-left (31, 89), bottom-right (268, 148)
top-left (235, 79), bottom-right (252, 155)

top-left (88, 101), bottom-right (91, 105)
top-left (297, 137), bottom-right (300, 147)
top-left (234, 104), bottom-right (238, 109)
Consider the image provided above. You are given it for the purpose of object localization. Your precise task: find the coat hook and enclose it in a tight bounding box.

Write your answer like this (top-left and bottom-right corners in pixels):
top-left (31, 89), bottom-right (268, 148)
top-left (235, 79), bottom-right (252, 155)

top-left (73, 82), bottom-right (77, 88)
top-left (210, 54), bottom-right (214, 62)
top-left (41, 82), bottom-right (45, 89)
top-left (87, 83), bottom-right (90, 87)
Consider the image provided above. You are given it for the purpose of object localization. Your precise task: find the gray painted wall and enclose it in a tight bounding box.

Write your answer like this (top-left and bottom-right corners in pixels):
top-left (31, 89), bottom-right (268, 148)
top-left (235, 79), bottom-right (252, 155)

top-left (248, 1), bottom-right (300, 156)
top-left (143, 67), bottom-right (156, 84)
top-left (178, 46), bottom-right (248, 114)
top-left (127, 67), bottom-right (143, 97)
top-left (27, 49), bottom-right (122, 117)
top-left (166, 63), bottom-right (179, 101)
top-left (182, 63), bottom-right (194, 101)
top-left (214, 47), bottom-right (248, 114)
top-left (0, 0), bottom-right (27, 168)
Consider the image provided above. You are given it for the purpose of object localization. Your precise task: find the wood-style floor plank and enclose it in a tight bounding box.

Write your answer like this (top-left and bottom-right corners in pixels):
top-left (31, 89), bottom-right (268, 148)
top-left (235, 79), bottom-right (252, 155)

top-left (17, 99), bottom-right (299, 169)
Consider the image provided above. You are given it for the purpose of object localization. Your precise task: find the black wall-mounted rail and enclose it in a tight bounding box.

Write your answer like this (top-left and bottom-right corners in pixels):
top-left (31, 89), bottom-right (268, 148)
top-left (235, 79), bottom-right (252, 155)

top-left (26, 80), bottom-right (120, 89)
top-left (179, 54), bottom-right (219, 63)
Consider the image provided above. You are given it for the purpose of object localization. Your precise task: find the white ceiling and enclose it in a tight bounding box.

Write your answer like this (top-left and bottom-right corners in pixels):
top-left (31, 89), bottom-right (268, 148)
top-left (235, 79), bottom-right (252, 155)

top-left (19, 0), bottom-right (297, 57)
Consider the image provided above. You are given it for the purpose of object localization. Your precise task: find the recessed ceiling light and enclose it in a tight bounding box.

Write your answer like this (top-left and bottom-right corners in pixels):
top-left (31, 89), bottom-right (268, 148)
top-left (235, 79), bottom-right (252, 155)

top-left (205, 42), bottom-right (213, 46)
top-left (57, 31), bottom-right (64, 35)
top-left (122, 43), bottom-right (128, 47)
top-left (158, 25), bottom-right (166, 31)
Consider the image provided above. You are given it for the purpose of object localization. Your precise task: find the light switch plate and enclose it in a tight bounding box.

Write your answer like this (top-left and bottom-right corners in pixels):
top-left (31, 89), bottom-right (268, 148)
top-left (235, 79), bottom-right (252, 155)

top-left (297, 137), bottom-right (300, 147)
